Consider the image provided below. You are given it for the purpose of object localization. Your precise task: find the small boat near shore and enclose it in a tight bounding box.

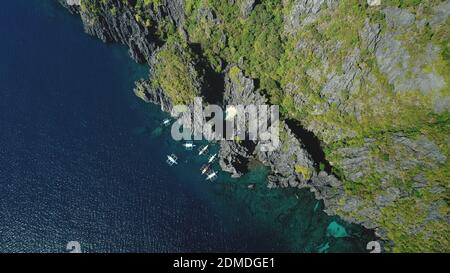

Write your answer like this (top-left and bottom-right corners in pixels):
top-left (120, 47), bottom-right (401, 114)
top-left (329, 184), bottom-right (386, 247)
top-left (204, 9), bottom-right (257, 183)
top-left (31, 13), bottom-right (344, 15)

top-left (198, 145), bottom-right (209, 156)
top-left (208, 153), bottom-right (217, 164)
top-left (206, 170), bottom-right (218, 181)
top-left (200, 164), bottom-right (210, 175)
top-left (182, 142), bottom-right (196, 150)
top-left (162, 118), bottom-right (171, 127)
top-left (166, 154), bottom-right (178, 166)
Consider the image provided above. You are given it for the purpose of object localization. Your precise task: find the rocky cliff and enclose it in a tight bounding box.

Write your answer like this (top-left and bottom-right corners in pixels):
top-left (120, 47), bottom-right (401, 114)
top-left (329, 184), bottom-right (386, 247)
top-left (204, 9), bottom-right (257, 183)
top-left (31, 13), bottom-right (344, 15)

top-left (59, 0), bottom-right (449, 252)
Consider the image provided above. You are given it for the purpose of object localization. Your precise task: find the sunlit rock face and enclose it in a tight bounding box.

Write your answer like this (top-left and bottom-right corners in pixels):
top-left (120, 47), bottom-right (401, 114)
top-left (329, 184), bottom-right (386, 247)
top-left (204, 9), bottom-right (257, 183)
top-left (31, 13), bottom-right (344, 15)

top-left (367, 0), bottom-right (381, 7)
top-left (66, 0), bottom-right (80, 6)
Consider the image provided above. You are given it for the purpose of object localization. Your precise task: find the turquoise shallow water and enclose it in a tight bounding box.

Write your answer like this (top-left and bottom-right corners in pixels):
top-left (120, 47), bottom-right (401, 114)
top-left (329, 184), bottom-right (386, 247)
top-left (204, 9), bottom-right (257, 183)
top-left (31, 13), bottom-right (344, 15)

top-left (0, 0), bottom-right (375, 252)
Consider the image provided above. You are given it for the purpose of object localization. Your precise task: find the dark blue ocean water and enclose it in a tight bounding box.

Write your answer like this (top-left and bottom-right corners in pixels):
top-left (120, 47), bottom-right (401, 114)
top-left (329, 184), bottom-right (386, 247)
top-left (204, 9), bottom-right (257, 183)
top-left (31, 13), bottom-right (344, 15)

top-left (0, 0), bottom-right (376, 253)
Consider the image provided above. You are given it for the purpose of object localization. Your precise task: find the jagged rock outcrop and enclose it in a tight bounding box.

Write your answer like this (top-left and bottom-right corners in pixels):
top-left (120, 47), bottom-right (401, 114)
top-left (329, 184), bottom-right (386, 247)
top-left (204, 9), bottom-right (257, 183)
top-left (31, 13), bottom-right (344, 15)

top-left (376, 8), bottom-right (446, 101)
top-left (79, 0), bottom-right (158, 63)
top-left (278, 1), bottom-right (449, 249)
top-left (58, 0), bottom-right (80, 13)
top-left (283, 0), bottom-right (338, 34)
top-left (220, 65), bottom-right (340, 196)
top-left (165, 0), bottom-right (185, 26)
top-left (218, 66), bottom-right (264, 177)
top-left (76, 0), bottom-right (185, 64)
top-left (239, 0), bottom-right (257, 18)
top-left (256, 123), bottom-right (316, 189)
top-left (134, 79), bottom-right (173, 112)
top-left (134, 40), bottom-right (203, 116)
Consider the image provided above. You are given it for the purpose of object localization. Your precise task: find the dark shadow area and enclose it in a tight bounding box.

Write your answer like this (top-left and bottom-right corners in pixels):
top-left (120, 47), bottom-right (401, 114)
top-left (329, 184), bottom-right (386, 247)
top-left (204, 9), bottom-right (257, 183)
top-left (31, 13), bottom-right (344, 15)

top-left (227, 140), bottom-right (257, 175)
top-left (146, 25), bottom-right (165, 49)
top-left (190, 43), bottom-right (225, 105)
top-left (253, 78), bottom-right (261, 92)
top-left (285, 119), bottom-right (332, 174)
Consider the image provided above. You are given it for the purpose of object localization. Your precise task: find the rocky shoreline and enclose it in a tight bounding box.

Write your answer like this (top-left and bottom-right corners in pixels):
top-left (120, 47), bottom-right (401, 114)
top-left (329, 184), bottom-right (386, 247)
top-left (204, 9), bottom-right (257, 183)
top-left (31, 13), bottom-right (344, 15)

top-left (58, 0), bottom-right (450, 252)
top-left (59, 0), bottom-right (365, 235)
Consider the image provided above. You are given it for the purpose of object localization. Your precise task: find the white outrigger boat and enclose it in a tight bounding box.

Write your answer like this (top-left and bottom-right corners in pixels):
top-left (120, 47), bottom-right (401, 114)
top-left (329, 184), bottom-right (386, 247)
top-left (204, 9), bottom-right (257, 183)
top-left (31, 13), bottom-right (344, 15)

top-left (208, 153), bottom-right (217, 164)
top-left (200, 164), bottom-right (210, 175)
top-left (162, 118), bottom-right (171, 127)
top-left (166, 154), bottom-right (178, 166)
top-left (205, 170), bottom-right (218, 181)
top-left (182, 142), bottom-right (196, 150)
top-left (198, 145), bottom-right (209, 156)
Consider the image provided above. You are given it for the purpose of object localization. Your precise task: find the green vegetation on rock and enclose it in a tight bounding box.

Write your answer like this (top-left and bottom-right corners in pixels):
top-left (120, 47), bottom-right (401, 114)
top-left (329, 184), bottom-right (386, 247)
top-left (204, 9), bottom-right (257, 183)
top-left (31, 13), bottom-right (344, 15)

top-left (150, 39), bottom-right (202, 105)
